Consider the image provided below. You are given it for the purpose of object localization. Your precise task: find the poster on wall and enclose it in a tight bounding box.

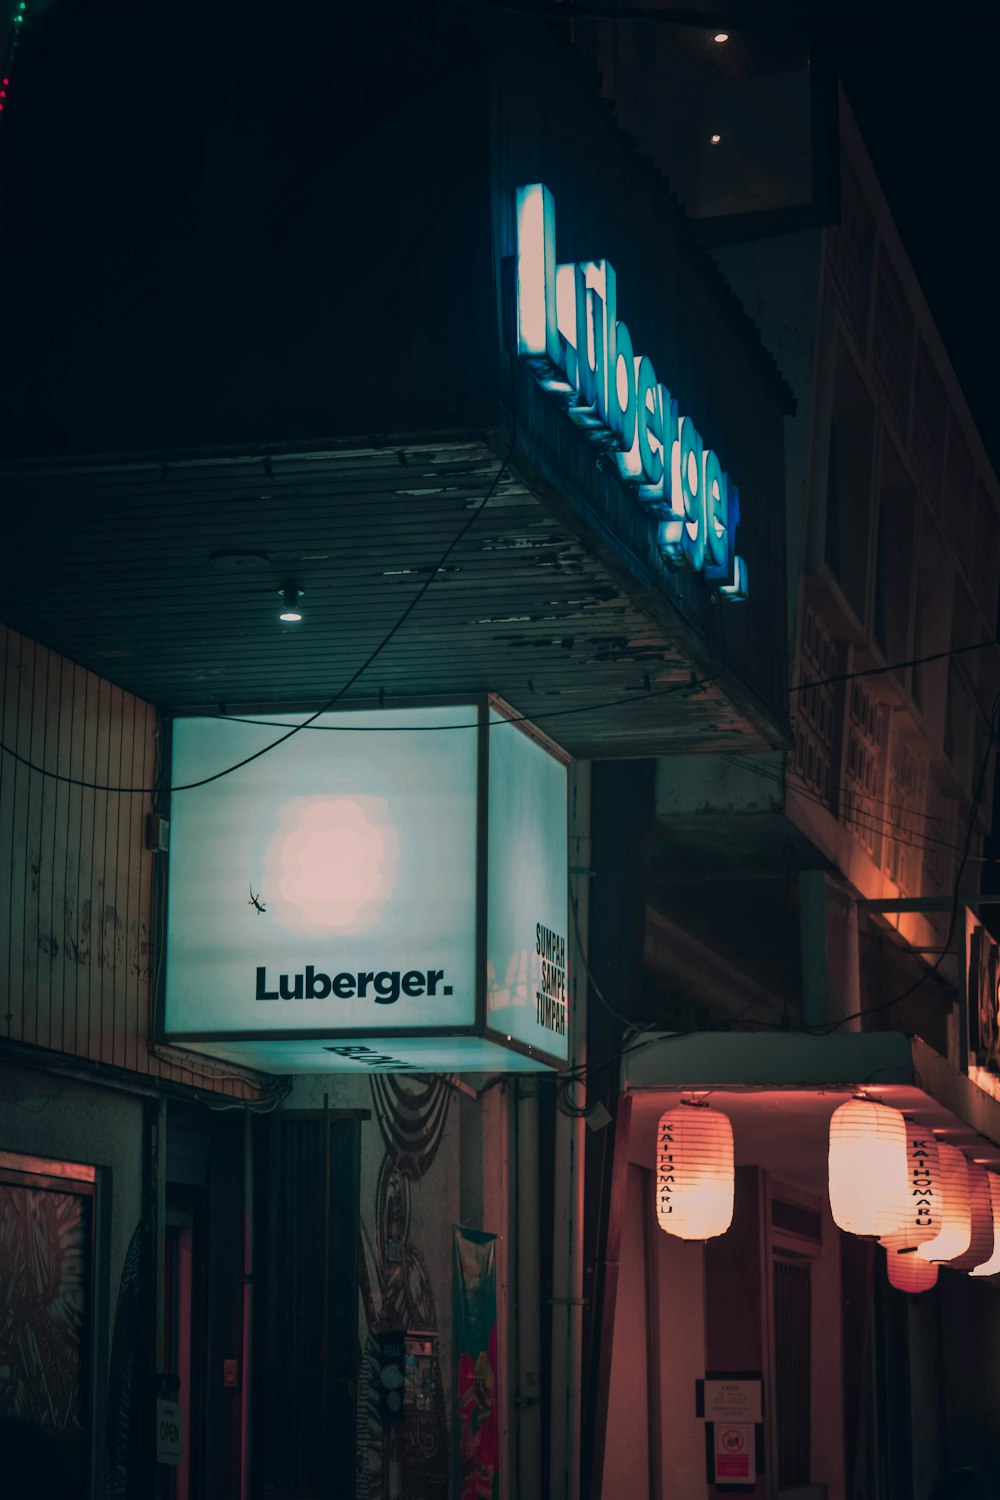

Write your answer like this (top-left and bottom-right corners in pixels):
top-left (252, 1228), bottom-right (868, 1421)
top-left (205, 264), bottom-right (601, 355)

top-left (453, 1227), bottom-right (499, 1500)
top-left (966, 908), bottom-right (1000, 1076)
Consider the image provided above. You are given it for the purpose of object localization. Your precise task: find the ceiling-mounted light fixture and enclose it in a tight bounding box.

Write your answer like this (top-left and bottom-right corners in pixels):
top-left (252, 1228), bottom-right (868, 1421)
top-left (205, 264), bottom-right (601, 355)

top-left (278, 586), bottom-right (304, 623)
top-left (713, 31), bottom-right (729, 42)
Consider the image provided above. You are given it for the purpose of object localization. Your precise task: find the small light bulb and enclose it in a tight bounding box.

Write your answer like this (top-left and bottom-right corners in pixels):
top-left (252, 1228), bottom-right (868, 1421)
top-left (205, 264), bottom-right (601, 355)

top-left (711, 133), bottom-right (722, 145)
top-left (714, 31), bottom-right (729, 42)
top-left (278, 586), bottom-right (304, 622)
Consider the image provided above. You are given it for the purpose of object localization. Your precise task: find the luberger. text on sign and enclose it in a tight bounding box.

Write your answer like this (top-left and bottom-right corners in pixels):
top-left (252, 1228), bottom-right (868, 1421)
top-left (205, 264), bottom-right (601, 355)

top-left (255, 966), bottom-right (454, 1004)
top-left (516, 182), bottom-right (748, 601)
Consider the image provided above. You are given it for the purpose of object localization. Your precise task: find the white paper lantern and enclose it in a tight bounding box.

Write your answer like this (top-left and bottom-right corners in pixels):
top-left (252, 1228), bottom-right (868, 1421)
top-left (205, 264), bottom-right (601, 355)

top-left (655, 1103), bottom-right (734, 1240)
top-left (881, 1122), bottom-right (940, 1254)
top-left (950, 1162), bottom-right (995, 1272)
top-left (970, 1174), bottom-right (1000, 1277)
top-left (886, 1246), bottom-right (939, 1294)
top-left (915, 1144), bottom-right (971, 1263)
top-left (828, 1097), bottom-right (909, 1237)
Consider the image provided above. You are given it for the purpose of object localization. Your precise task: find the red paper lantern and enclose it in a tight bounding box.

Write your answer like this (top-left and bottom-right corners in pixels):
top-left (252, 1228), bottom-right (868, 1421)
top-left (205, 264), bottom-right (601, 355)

top-left (886, 1246), bottom-right (939, 1294)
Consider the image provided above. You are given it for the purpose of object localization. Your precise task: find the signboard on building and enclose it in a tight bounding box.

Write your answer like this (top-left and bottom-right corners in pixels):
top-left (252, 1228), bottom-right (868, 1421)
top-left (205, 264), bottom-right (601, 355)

top-left (516, 182), bottom-right (748, 601)
top-left (162, 699), bottom-right (569, 1073)
top-left (712, 1423), bottom-right (755, 1486)
top-left (696, 1374), bottom-right (762, 1490)
top-left (966, 908), bottom-right (1000, 1076)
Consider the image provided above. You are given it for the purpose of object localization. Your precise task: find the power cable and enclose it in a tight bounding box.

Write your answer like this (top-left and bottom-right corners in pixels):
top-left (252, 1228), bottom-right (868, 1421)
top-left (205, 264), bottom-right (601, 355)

top-left (721, 754), bottom-right (1000, 866)
top-left (725, 752), bottom-right (977, 835)
top-left (0, 670), bottom-right (721, 795)
top-left (9, 615), bottom-right (983, 798)
top-left (805, 689), bottom-right (1000, 1034)
top-left (5, 616), bottom-right (989, 798)
top-left (0, 437), bottom-right (528, 795)
top-left (790, 636), bottom-right (998, 694)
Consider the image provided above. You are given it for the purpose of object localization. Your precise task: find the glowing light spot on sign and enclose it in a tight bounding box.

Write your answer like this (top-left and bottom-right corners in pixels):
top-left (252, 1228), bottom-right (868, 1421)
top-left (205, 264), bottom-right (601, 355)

top-left (264, 796), bottom-right (399, 935)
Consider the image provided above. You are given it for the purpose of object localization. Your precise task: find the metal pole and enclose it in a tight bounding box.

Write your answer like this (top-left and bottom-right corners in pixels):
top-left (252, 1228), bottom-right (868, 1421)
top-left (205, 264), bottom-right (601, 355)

top-left (549, 760), bottom-right (590, 1500)
top-left (516, 1078), bottom-right (542, 1497)
top-left (240, 1111), bottom-right (254, 1500)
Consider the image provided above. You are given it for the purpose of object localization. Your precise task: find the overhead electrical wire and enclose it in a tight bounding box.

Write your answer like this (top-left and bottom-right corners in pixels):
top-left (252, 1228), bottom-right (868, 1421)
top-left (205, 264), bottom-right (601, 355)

top-left (789, 635), bottom-right (998, 694)
top-left (6, 620), bottom-right (994, 795)
top-left (0, 436), bottom-right (525, 795)
top-left (804, 689), bottom-right (1000, 1034)
top-left (0, 673), bottom-right (724, 795)
top-left (721, 754), bottom-right (1000, 867)
top-left (562, 695), bottom-right (1000, 1077)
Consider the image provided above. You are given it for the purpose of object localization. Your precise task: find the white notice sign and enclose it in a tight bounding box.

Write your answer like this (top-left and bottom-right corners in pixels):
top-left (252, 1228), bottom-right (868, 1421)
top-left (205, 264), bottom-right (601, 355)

top-left (156, 1398), bottom-right (182, 1466)
top-left (703, 1379), bottom-right (762, 1423)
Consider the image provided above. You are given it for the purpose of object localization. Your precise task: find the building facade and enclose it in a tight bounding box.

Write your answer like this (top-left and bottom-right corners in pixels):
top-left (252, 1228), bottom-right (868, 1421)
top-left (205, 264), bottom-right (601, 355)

top-left (0, 7), bottom-right (790, 1498)
top-left (585, 60), bottom-right (1000, 1500)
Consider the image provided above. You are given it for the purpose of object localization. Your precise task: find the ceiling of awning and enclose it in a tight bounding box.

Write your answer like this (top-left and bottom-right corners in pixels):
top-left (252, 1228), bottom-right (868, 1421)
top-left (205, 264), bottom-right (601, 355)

top-left (1, 436), bottom-right (778, 759)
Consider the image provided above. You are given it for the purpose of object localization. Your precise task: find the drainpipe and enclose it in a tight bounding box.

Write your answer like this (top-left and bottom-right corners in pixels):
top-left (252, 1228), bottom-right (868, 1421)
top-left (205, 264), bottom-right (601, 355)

top-left (516, 1078), bottom-right (542, 1496)
top-left (549, 761), bottom-right (591, 1500)
top-left (241, 1111), bottom-right (254, 1500)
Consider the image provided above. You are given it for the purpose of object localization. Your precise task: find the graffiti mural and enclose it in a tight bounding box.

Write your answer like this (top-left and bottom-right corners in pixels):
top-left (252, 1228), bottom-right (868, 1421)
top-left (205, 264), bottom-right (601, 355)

top-left (358, 1074), bottom-right (452, 1500)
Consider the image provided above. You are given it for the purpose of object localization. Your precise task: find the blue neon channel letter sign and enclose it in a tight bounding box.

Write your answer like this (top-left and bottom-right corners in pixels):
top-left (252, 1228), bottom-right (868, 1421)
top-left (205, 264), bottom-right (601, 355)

top-left (515, 183), bottom-right (748, 601)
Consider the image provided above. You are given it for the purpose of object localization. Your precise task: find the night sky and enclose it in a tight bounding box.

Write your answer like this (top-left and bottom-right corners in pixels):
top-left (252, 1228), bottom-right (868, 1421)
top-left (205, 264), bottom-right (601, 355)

top-left (1, 0), bottom-right (999, 470)
top-left (838, 0), bottom-right (1000, 471)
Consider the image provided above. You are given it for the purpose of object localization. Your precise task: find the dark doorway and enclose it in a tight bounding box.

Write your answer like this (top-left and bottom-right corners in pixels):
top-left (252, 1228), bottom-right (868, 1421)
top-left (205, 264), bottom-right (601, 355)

top-left (252, 1113), bottom-right (361, 1499)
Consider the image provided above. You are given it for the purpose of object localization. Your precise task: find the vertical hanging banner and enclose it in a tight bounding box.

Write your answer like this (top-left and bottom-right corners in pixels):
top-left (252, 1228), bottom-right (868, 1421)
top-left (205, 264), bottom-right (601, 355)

top-left (453, 1228), bottom-right (499, 1500)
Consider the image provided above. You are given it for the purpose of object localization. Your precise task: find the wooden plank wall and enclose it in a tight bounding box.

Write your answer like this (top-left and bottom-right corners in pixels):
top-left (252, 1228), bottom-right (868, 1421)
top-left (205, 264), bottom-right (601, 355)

top-left (0, 625), bottom-right (261, 1099)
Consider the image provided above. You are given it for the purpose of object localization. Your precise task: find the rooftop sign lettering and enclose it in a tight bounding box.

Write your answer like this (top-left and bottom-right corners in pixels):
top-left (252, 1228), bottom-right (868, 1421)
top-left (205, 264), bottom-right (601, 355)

top-left (515, 182), bottom-right (748, 601)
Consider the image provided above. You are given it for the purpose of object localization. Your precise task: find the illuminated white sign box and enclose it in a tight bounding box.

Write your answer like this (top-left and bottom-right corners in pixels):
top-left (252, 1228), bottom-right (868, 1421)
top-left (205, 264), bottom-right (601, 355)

top-left (162, 700), bottom-right (569, 1073)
